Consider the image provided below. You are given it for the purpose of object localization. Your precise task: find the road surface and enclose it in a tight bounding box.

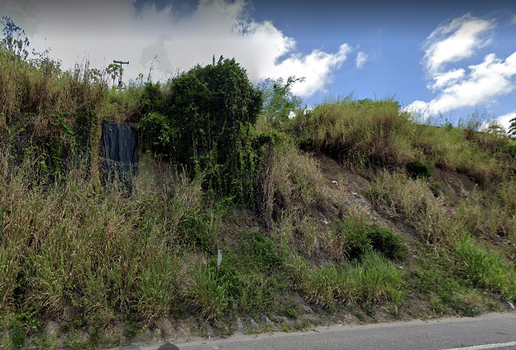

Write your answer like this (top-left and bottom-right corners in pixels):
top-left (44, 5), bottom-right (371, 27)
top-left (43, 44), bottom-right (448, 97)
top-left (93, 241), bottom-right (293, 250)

top-left (114, 312), bottom-right (516, 350)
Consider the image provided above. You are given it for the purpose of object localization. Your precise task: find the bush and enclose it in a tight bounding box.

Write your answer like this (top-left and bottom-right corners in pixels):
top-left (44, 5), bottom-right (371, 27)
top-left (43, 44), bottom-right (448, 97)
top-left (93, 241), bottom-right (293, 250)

top-left (406, 160), bottom-right (432, 179)
top-left (139, 57), bottom-right (262, 202)
top-left (339, 219), bottom-right (407, 262)
top-left (367, 225), bottom-right (408, 261)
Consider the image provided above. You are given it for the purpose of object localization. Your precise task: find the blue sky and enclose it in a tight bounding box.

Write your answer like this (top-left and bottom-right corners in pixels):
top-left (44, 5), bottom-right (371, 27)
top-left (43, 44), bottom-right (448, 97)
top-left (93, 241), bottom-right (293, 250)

top-left (1, 0), bottom-right (515, 129)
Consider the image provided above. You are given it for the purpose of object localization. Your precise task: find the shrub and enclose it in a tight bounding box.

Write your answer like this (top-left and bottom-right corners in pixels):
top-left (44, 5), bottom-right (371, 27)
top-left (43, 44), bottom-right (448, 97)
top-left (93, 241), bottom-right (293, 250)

top-left (367, 225), bottom-right (408, 261)
top-left (341, 222), bottom-right (372, 261)
top-left (338, 219), bottom-right (407, 262)
top-left (140, 57), bottom-right (262, 202)
top-left (406, 160), bottom-right (432, 179)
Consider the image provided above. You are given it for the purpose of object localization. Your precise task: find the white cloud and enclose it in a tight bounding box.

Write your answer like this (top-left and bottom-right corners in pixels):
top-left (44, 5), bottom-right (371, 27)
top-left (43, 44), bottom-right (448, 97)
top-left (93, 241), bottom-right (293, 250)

top-left (265, 44), bottom-right (351, 96)
top-left (511, 14), bottom-right (516, 25)
top-left (427, 68), bottom-right (465, 91)
top-left (406, 51), bottom-right (516, 117)
top-left (356, 51), bottom-right (368, 69)
top-left (405, 14), bottom-right (516, 120)
top-left (1, 0), bottom-right (351, 98)
top-left (423, 14), bottom-right (494, 74)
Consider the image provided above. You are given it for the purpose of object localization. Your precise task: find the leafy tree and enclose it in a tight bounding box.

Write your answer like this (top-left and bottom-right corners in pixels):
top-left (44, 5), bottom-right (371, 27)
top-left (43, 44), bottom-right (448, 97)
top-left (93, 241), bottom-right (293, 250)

top-left (259, 76), bottom-right (304, 126)
top-left (106, 63), bottom-right (123, 87)
top-left (0, 16), bottom-right (30, 60)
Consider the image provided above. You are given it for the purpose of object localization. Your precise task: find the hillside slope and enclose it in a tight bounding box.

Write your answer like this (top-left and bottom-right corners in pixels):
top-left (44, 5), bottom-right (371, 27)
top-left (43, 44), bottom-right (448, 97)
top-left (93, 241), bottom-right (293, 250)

top-left (1, 45), bottom-right (516, 349)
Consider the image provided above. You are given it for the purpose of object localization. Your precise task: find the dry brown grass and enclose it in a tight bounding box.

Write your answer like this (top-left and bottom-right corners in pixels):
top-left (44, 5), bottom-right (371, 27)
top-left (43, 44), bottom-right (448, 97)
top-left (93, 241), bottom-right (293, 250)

top-left (257, 139), bottom-right (332, 228)
top-left (366, 171), bottom-right (450, 244)
top-left (296, 97), bottom-right (415, 169)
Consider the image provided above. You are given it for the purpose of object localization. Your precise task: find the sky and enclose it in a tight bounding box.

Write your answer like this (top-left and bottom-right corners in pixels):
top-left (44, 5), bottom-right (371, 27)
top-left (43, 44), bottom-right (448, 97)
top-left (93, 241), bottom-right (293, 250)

top-left (1, 0), bottom-right (515, 129)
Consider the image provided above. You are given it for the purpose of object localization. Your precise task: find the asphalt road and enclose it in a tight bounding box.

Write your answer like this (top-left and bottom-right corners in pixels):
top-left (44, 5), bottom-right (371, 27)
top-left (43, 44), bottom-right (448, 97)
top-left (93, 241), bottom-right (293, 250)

top-left (115, 312), bottom-right (516, 350)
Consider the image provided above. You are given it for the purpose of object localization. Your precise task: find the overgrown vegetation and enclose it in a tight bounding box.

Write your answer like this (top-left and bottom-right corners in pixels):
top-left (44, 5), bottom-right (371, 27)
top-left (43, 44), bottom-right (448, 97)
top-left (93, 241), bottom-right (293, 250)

top-left (1, 18), bottom-right (516, 350)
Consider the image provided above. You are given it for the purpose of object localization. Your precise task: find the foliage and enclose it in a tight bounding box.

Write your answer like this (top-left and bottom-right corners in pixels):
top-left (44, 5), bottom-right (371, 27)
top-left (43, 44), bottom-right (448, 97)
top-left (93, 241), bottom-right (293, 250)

top-left (289, 251), bottom-right (404, 309)
top-left (294, 96), bottom-right (414, 168)
top-left (453, 236), bottom-right (516, 301)
top-left (406, 160), bottom-right (432, 179)
top-left (0, 16), bottom-right (30, 60)
top-left (106, 63), bottom-right (124, 87)
top-left (336, 218), bottom-right (408, 262)
top-left (259, 76), bottom-right (304, 126)
top-left (140, 57), bottom-right (263, 201)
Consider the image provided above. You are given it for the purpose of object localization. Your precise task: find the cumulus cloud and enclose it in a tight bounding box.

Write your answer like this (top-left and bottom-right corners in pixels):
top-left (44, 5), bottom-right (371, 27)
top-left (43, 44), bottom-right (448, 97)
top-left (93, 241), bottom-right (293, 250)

top-left (1, 0), bottom-right (351, 97)
top-left (427, 68), bottom-right (465, 91)
top-left (423, 14), bottom-right (494, 74)
top-left (407, 51), bottom-right (516, 117)
top-left (405, 14), bottom-right (516, 119)
top-left (356, 51), bottom-right (368, 69)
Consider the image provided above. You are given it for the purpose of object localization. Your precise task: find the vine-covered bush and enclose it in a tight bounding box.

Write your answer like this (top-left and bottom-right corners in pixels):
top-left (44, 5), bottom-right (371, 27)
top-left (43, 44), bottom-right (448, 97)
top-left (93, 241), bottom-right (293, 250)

top-left (139, 57), bottom-right (263, 201)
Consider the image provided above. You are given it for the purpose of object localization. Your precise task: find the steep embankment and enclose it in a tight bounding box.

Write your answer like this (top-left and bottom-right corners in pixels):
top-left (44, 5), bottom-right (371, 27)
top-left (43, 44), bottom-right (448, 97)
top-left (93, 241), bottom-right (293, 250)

top-left (1, 44), bottom-right (516, 349)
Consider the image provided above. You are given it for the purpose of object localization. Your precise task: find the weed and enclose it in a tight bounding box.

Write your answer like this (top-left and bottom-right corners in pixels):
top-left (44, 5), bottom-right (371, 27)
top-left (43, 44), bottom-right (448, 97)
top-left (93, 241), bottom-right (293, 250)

top-left (430, 181), bottom-right (442, 197)
top-left (124, 322), bottom-right (147, 342)
top-left (187, 263), bottom-right (229, 321)
top-left (453, 236), bottom-right (516, 301)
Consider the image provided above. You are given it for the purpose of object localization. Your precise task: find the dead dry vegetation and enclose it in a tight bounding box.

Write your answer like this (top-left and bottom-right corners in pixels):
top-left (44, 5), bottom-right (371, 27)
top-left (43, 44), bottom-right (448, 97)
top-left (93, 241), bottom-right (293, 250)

top-left (1, 33), bottom-right (516, 349)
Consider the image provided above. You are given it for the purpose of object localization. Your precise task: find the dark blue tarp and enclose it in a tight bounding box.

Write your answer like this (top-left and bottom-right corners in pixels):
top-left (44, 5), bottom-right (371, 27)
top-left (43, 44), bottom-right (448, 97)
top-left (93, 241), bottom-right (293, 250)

top-left (101, 120), bottom-right (139, 191)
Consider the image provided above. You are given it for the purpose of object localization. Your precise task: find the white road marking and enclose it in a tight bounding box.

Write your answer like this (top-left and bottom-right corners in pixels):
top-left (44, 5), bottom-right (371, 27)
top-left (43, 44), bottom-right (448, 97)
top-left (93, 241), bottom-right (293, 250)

top-left (440, 341), bottom-right (516, 350)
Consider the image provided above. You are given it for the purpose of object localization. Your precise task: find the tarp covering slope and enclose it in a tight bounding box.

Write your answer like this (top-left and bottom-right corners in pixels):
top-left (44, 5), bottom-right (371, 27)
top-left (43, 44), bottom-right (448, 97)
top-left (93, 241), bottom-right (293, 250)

top-left (101, 120), bottom-right (139, 191)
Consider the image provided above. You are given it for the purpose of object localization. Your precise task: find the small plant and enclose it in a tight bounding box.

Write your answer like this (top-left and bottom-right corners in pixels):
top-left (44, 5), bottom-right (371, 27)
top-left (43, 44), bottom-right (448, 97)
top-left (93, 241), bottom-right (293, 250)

top-left (337, 219), bottom-right (408, 262)
top-left (406, 160), bottom-right (432, 179)
top-left (187, 263), bottom-right (229, 321)
top-left (367, 225), bottom-right (408, 261)
top-left (430, 181), bottom-right (442, 197)
top-left (10, 322), bottom-right (26, 349)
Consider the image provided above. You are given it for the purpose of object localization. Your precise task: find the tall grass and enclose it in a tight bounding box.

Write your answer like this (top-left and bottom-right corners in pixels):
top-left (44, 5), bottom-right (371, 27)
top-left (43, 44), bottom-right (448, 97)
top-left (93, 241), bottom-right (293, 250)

top-left (453, 236), bottom-right (516, 301)
top-left (287, 251), bottom-right (404, 309)
top-left (293, 96), bottom-right (509, 186)
top-left (296, 97), bottom-right (414, 168)
top-left (256, 138), bottom-right (333, 228)
top-left (0, 155), bottom-right (207, 325)
top-left (366, 171), bottom-right (449, 244)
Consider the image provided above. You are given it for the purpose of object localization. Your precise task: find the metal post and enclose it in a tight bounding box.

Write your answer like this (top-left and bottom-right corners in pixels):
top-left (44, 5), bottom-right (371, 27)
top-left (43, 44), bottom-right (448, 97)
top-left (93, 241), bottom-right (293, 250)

top-left (217, 250), bottom-right (222, 271)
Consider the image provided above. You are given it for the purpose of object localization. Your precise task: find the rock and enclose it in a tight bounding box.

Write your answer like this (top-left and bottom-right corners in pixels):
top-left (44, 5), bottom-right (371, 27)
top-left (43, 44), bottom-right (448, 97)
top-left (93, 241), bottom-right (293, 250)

top-left (271, 315), bottom-right (283, 323)
top-left (235, 317), bottom-right (244, 331)
top-left (262, 315), bottom-right (273, 325)
top-left (157, 344), bottom-right (180, 350)
top-left (44, 321), bottom-right (59, 338)
top-left (248, 316), bottom-right (258, 328)
top-left (301, 304), bottom-right (313, 314)
top-left (508, 301), bottom-right (515, 310)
